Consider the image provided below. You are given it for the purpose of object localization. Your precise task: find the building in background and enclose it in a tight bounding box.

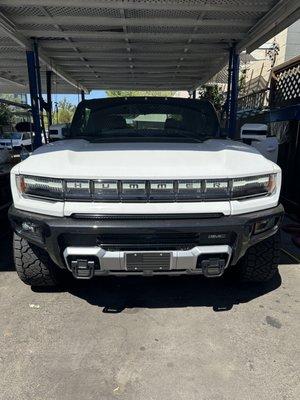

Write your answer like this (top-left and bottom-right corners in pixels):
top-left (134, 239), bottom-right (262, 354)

top-left (243, 19), bottom-right (300, 93)
top-left (205, 19), bottom-right (300, 98)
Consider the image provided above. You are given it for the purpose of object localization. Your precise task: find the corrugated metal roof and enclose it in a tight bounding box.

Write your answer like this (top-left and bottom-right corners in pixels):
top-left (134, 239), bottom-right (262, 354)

top-left (0, 0), bottom-right (299, 93)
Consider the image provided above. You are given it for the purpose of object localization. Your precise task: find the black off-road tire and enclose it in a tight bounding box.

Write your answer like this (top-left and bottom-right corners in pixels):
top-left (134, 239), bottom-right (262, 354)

top-left (13, 233), bottom-right (64, 286)
top-left (237, 233), bottom-right (281, 282)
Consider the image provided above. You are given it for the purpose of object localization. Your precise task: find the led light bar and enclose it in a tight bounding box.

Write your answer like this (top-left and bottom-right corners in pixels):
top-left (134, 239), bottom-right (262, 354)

top-left (16, 174), bottom-right (277, 202)
top-left (122, 181), bottom-right (147, 201)
top-left (65, 180), bottom-right (91, 199)
top-left (178, 180), bottom-right (202, 200)
top-left (204, 180), bottom-right (230, 199)
top-left (94, 180), bottom-right (119, 201)
top-left (149, 181), bottom-right (175, 201)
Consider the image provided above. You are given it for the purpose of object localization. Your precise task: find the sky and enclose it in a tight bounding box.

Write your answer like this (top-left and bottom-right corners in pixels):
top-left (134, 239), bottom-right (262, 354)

top-left (53, 89), bottom-right (107, 106)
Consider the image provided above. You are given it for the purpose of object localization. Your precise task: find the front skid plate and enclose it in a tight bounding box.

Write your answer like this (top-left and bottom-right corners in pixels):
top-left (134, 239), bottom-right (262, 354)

top-left (63, 245), bottom-right (232, 273)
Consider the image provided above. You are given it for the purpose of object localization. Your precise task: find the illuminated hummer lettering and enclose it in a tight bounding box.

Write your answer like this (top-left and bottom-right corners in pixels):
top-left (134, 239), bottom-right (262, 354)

top-left (129, 183), bottom-right (139, 189)
top-left (178, 181), bottom-right (201, 192)
top-left (74, 182), bottom-right (82, 189)
top-left (157, 183), bottom-right (167, 189)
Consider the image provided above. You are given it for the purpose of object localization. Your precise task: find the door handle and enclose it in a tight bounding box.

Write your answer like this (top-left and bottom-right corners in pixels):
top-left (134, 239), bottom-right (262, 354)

top-left (267, 146), bottom-right (276, 152)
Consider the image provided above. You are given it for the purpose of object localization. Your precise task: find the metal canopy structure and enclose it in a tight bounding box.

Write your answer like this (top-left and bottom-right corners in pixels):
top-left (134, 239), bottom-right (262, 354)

top-left (0, 0), bottom-right (299, 94)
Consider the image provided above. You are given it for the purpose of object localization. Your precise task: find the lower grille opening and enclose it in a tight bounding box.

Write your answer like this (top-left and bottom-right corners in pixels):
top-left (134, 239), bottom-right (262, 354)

top-left (97, 233), bottom-right (201, 251)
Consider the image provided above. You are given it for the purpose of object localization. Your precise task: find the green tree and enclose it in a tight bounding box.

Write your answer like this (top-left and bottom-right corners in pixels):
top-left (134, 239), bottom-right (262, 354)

top-left (57, 98), bottom-right (75, 123)
top-left (0, 94), bottom-right (26, 128)
top-left (0, 103), bottom-right (12, 126)
top-left (239, 68), bottom-right (247, 95)
top-left (106, 90), bottom-right (175, 97)
top-left (0, 94), bottom-right (23, 103)
top-left (198, 85), bottom-right (224, 110)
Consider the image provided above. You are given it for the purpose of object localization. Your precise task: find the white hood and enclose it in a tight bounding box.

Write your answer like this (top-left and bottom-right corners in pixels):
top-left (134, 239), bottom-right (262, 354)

top-left (17, 138), bottom-right (279, 179)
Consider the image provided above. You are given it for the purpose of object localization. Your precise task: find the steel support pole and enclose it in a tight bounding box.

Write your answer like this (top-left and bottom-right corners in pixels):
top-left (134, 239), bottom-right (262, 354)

top-left (26, 50), bottom-right (42, 149)
top-left (33, 40), bottom-right (43, 111)
top-left (33, 40), bottom-right (47, 144)
top-left (46, 70), bottom-right (53, 127)
top-left (81, 90), bottom-right (85, 101)
top-left (225, 46), bottom-right (233, 130)
top-left (228, 45), bottom-right (240, 139)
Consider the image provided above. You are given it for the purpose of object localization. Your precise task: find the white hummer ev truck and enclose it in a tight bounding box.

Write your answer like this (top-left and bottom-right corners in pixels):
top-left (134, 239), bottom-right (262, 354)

top-left (9, 98), bottom-right (283, 286)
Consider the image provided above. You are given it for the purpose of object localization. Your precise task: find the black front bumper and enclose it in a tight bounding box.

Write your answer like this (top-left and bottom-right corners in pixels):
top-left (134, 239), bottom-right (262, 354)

top-left (9, 205), bottom-right (284, 270)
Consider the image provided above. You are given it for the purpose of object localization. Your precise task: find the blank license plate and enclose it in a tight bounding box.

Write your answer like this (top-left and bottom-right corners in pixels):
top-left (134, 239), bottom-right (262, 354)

top-left (126, 252), bottom-right (171, 271)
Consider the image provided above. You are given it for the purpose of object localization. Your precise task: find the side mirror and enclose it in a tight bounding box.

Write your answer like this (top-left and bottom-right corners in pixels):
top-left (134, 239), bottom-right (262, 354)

top-left (240, 124), bottom-right (268, 143)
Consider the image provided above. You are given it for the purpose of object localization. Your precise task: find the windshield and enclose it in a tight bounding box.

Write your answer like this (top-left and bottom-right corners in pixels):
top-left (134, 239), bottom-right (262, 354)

top-left (0, 132), bottom-right (22, 140)
top-left (70, 99), bottom-right (219, 143)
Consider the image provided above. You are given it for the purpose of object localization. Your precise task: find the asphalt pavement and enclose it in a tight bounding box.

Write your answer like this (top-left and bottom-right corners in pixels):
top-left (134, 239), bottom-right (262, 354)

top-left (0, 230), bottom-right (299, 400)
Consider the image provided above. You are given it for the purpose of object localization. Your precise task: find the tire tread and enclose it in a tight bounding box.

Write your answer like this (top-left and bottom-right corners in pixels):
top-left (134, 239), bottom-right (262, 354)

top-left (13, 233), bottom-right (60, 286)
top-left (238, 233), bottom-right (280, 282)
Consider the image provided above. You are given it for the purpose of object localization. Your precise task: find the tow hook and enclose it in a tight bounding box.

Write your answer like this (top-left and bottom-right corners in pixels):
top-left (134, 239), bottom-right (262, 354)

top-left (201, 258), bottom-right (225, 278)
top-left (70, 259), bottom-right (95, 279)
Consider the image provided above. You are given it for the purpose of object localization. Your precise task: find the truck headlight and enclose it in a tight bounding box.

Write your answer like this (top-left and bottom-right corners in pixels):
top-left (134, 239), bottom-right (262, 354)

top-left (231, 174), bottom-right (276, 199)
top-left (16, 175), bottom-right (64, 200)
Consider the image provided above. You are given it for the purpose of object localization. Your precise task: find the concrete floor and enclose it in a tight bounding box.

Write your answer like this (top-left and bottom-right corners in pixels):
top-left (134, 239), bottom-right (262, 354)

top-left (0, 230), bottom-right (299, 400)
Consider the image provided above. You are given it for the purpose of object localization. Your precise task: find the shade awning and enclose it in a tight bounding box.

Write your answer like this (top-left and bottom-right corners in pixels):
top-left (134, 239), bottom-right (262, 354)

top-left (0, 0), bottom-right (299, 93)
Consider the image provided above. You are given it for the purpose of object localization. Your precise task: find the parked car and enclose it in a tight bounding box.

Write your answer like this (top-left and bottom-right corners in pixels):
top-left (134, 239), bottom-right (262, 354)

top-left (0, 131), bottom-right (33, 151)
top-left (9, 97), bottom-right (283, 286)
top-left (49, 124), bottom-right (69, 141)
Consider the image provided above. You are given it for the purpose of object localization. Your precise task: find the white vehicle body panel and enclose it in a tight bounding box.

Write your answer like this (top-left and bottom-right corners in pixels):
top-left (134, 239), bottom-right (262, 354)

top-left (251, 136), bottom-right (279, 164)
top-left (15, 139), bottom-right (277, 179)
top-left (240, 123), bottom-right (279, 163)
top-left (63, 201), bottom-right (232, 216)
top-left (11, 138), bottom-right (281, 217)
